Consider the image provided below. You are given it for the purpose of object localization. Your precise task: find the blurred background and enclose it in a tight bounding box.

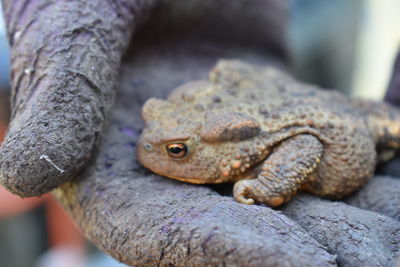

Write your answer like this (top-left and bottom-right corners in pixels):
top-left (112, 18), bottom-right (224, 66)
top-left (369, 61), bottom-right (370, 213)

top-left (290, 0), bottom-right (400, 99)
top-left (0, 1), bottom-right (399, 266)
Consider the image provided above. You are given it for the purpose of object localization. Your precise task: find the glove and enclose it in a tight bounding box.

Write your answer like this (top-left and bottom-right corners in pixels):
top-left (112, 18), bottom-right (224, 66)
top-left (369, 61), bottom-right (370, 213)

top-left (2, 0), bottom-right (400, 266)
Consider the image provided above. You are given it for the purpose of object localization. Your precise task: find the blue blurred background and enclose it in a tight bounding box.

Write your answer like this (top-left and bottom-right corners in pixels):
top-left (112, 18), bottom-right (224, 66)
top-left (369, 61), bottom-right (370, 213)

top-left (0, 1), bottom-right (399, 266)
top-left (0, 6), bottom-right (8, 90)
top-left (290, 0), bottom-right (400, 100)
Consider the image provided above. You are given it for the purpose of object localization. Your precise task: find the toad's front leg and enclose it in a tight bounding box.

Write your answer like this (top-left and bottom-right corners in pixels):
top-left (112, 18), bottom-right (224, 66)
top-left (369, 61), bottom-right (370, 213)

top-left (233, 134), bottom-right (323, 207)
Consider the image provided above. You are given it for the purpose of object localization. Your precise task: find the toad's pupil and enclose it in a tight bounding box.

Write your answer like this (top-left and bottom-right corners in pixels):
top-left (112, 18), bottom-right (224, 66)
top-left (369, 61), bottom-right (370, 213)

top-left (170, 146), bottom-right (183, 154)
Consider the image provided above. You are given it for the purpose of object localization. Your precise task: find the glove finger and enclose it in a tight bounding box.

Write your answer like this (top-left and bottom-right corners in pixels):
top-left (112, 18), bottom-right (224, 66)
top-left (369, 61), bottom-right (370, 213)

top-left (0, 0), bottom-right (154, 197)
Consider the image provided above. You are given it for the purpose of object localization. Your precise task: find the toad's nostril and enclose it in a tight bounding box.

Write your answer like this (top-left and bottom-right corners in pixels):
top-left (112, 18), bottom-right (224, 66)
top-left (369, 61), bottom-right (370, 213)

top-left (144, 143), bottom-right (153, 151)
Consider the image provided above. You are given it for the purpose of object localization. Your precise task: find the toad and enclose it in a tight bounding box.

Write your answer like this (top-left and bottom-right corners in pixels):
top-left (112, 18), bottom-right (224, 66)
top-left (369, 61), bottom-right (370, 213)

top-left (137, 60), bottom-right (400, 207)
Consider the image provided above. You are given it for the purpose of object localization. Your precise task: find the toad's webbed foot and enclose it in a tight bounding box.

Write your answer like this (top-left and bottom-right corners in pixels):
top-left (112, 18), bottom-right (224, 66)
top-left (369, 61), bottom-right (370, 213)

top-left (233, 134), bottom-right (323, 207)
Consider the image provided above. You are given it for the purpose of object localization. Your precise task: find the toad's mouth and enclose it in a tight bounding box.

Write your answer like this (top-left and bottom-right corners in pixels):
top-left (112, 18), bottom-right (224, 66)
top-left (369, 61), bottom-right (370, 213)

top-left (146, 166), bottom-right (227, 184)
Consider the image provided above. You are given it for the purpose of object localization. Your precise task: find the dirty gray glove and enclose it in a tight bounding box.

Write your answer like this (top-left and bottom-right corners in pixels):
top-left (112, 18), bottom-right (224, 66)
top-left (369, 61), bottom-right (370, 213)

top-left (0, 0), bottom-right (155, 196)
top-left (2, 0), bottom-right (400, 266)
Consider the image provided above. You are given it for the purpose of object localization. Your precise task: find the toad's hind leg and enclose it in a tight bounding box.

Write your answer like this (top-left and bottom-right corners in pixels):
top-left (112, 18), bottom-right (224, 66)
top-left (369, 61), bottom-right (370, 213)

top-left (233, 134), bottom-right (323, 207)
top-left (304, 117), bottom-right (376, 199)
top-left (352, 99), bottom-right (400, 161)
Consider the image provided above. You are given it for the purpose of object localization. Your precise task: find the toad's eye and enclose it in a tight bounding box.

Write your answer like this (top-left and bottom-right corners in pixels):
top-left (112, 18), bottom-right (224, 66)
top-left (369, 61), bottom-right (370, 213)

top-left (166, 143), bottom-right (188, 158)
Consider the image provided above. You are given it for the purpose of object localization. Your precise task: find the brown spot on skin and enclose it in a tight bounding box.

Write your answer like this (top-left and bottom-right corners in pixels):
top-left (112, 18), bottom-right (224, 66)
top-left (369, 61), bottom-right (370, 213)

top-left (242, 147), bottom-right (250, 152)
top-left (246, 92), bottom-right (256, 100)
top-left (212, 95), bottom-right (222, 103)
top-left (259, 107), bottom-right (269, 117)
